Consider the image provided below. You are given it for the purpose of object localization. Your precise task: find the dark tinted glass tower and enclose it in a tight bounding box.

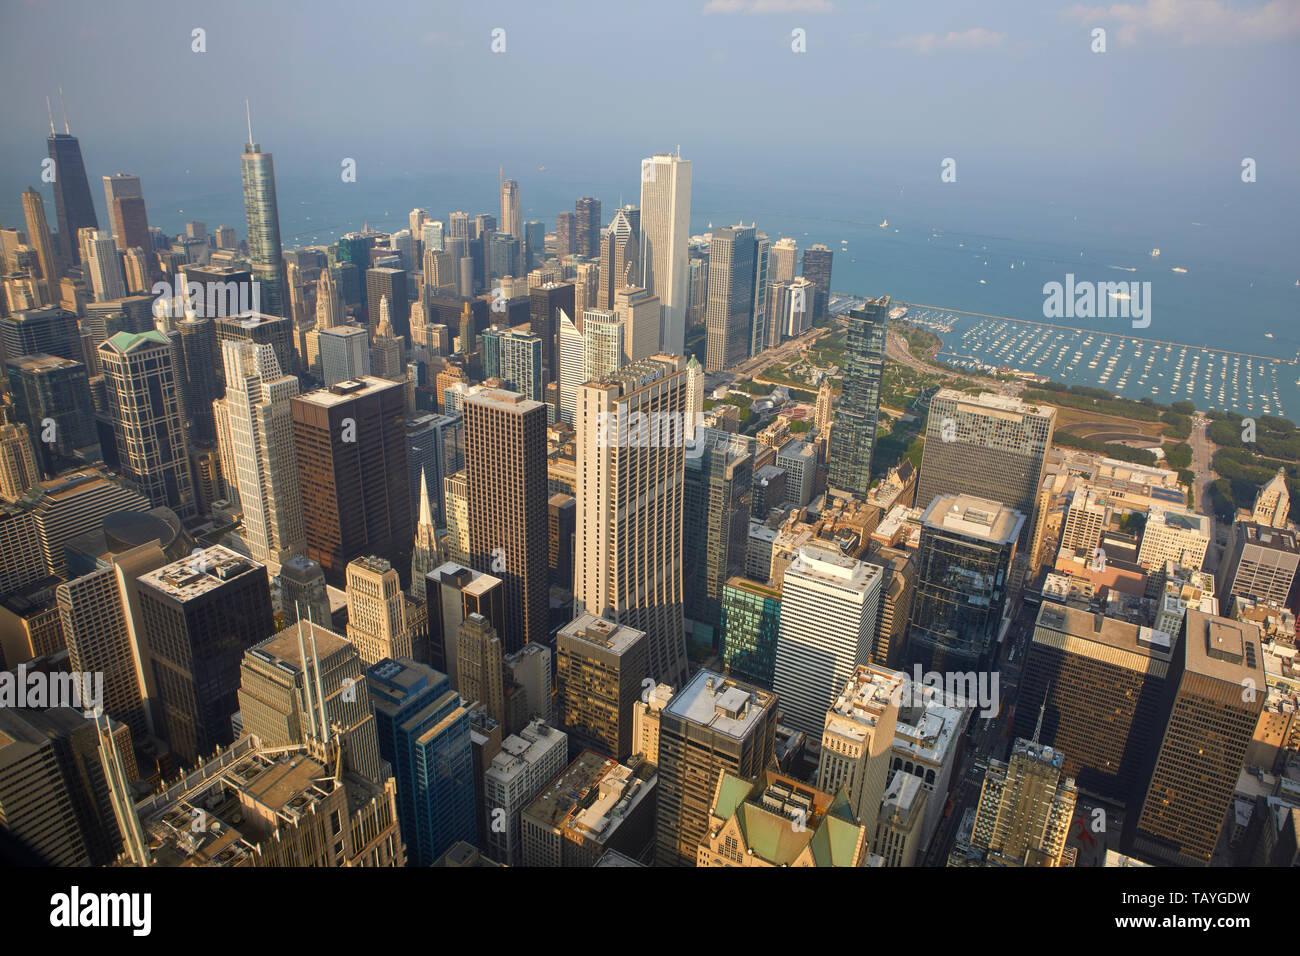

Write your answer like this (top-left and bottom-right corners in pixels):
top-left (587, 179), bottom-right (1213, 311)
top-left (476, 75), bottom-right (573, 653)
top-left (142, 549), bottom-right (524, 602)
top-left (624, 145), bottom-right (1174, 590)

top-left (136, 546), bottom-right (274, 766)
top-left (574, 197), bottom-right (601, 257)
top-left (240, 139), bottom-right (286, 317)
top-left (47, 131), bottom-right (99, 264)
top-left (704, 226), bottom-right (757, 373)
top-left (826, 297), bottom-right (887, 497)
top-left (529, 282), bottom-right (575, 384)
top-left (800, 243), bottom-right (832, 322)
top-left (292, 377), bottom-right (413, 589)
top-left (905, 494), bottom-right (1023, 673)
top-left (6, 353), bottom-right (100, 477)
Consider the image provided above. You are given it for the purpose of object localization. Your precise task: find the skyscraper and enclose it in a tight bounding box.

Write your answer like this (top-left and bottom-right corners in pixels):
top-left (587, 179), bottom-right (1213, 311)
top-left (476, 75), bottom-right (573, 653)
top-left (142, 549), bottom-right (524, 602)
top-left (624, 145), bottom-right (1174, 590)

top-left (1127, 610), bottom-right (1267, 866)
top-left (20, 187), bottom-right (60, 305)
top-left (84, 230), bottom-right (127, 302)
top-left (5, 353), bottom-right (99, 477)
top-left (463, 388), bottom-right (549, 652)
top-left (213, 339), bottom-right (303, 569)
top-left (906, 494), bottom-right (1023, 673)
top-left (575, 355), bottom-right (690, 686)
top-left (529, 281), bottom-right (575, 385)
top-left (47, 116), bottom-right (99, 265)
top-left (574, 197), bottom-right (602, 258)
top-left (101, 173), bottom-right (144, 251)
top-left (815, 664), bottom-right (904, 836)
top-left (499, 176), bottom-right (521, 240)
top-left (800, 243), bottom-right (833, 323)
top-left (366, 657), bottom-right (477, 866)
top-left (770, 237), bottom-right (798, 283)
top-left (826, 297), bottom-right (887, 498)
top-left (458, 612), bottom-right (505, 728)
top-left (639, 152), bottom-right (692, 356)
top-left (683, 433), bottom-right (752, 632)
top-left (345, 555), bottom-right (413, 665)
top-left (773, 545), bottom-right (884, 734)
top-left (555, 211), bottom-right (575, 258)
top-left (964, 738), bottom-right (1078, 867)
top-left (598, 206), bottom-right (640, 309)
top-left (0, 420), bottom-right (40, 502)
top-left (556, 613), bottom-right (648, 760)
top-left (915, 390), bottom-right (1056, 549)
top-left (719, 576), bottom-right (782, 688)
top-left (135, 545), bottom-right (275, 765)
top-left (654, 669), bottom-right (778, 866)
top-left (292, 377), bottom-right (412, 589)
top-left (704, 225), bottom-right (757, 372)
top-left (98, 330), bottom-right (197, 519)
top-left (240, 132), bottom-right (286, 317)
top-left (366, 266), bottom-right (409, 339)
top-left (318, 324), bottom-right (371, 384)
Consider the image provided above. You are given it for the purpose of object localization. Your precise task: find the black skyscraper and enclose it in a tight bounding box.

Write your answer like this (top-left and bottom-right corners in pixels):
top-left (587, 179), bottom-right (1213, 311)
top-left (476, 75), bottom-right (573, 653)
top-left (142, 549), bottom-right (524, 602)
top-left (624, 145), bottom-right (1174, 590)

top-left (47, 131), bottom-right (99, 264)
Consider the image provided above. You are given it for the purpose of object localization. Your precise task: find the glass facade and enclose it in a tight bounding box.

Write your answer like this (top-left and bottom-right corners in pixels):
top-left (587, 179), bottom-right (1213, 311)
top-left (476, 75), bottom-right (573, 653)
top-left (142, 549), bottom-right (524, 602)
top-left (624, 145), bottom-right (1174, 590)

top-left (827, 298), bottom-right (886, 498)
top-left (720, 578), bottom-right (781, 688)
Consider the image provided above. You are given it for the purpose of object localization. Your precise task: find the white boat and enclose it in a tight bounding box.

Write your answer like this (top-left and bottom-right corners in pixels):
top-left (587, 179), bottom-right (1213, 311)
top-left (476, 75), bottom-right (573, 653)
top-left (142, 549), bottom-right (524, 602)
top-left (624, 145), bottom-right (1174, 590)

top-left (879, 219), bottom-right (888, 228)
top-left (1150, 248), bottom-right (1160, 257)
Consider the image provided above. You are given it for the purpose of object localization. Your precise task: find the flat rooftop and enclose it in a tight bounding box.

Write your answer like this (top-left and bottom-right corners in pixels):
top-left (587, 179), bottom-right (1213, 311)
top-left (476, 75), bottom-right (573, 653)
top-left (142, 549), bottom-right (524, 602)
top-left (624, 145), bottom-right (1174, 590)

top-left (139, 545), bottom-right (261, 601)
top-left (922, 494), bottom-right (1023, 545)
top-left (1035, 601), bottom-right (1175, 662)
top-left (1241, 522), bottom-right (1300, 553)
top-left (663, 669), bottom-right (774, 740)
top-left (825, 665), bottom-right (906, 742)
top-left (558, 613), bottom-right (646, 656)
top-left (296, 376), bottom-right (402, 407)
top-left (932, 388), bottom-right (1055, 419)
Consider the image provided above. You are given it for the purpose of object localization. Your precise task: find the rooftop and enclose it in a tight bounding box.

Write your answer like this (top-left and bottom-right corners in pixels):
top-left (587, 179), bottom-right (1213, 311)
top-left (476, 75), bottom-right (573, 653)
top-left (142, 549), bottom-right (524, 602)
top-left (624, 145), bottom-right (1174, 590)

top-left (138, 545), bottom-right (261, 601)
top-left (663, 669), bottom-right (774, 740)
top-left (922, 494), bottom-right (1023, 545)
top-left (296, 376), bottom-right (401, 407)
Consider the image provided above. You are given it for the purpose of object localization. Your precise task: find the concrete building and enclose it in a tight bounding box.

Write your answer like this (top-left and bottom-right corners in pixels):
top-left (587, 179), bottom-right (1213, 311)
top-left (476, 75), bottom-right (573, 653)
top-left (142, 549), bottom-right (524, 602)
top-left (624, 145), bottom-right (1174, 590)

top-left (556, 613), bottom-right (648, 761)
top-left (774, 545), bottom-right (883, 734)
top-left (345, 556), bottom-right (412, 666)
top-left (654, 669), bottom-right (778, 866)
top-left (1218, 521), bottom-right (1300, 609)
top-left (815, 664), bottom-right (904, 840)
top-left (638, 152), bottom-right (692, 356)
top-left (520, 750), bottom-right (657, 866)
top-left (482, 718), bottom-right (568, 865)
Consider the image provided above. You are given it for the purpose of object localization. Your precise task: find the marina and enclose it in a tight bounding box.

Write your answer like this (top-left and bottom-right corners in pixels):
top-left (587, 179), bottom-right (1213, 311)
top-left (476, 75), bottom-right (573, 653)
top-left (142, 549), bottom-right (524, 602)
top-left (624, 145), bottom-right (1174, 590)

top-left (897, 305), bottom-right (1292, 418)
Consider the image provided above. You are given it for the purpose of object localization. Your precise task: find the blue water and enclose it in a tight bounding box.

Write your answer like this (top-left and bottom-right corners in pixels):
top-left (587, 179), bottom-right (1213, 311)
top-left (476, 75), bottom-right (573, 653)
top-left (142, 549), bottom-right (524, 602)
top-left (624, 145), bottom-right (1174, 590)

top-left (11, 160), bottom-right (1296, 415)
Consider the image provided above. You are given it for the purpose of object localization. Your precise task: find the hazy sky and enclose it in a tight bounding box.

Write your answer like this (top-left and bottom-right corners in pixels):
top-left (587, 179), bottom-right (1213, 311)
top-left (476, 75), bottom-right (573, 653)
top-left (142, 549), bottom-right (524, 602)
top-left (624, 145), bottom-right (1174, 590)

top-left (2, 0), bottom-right (1298, 229)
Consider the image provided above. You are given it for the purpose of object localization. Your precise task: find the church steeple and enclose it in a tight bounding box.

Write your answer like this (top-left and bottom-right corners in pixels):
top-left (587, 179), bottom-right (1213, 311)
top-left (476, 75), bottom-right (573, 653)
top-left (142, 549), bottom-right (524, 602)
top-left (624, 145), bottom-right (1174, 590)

top-left (409, 466), bottom-right (443, 600)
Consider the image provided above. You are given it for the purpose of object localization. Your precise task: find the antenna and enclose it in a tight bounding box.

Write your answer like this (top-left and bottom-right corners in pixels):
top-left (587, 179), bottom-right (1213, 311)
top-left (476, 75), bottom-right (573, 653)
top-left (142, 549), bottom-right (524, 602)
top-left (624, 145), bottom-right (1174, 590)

top-left (307, 620), bottom-right (330, 747)
top-left (295, 605), bottom-right (319, 743)
top-left (58, 87), bottom-right (69, 134)
top-left (45, 97), bottom-right (55, 135)
top-left (245, 99), bottom-right (253, 147)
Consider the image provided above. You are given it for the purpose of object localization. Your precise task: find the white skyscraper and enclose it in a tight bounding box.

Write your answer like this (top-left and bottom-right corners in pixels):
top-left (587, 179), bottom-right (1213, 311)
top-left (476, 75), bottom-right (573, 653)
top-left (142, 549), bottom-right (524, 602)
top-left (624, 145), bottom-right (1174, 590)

top-left (319, 324), bottom-right (371, 385)
top-left (773, 545), bottom-right (884, 734)
top-left (557, 307), bottom-right (585, 425)
top-left (86, 230), bottom-right (127, 302)
top-left (575, 354), bottom-right (690, 686)
top-left (214, 339), bottom-right (304, 570)
top-left (582, 308), bottom-right (624, 382)
top-left (639, 152), bottom-right (692, 357)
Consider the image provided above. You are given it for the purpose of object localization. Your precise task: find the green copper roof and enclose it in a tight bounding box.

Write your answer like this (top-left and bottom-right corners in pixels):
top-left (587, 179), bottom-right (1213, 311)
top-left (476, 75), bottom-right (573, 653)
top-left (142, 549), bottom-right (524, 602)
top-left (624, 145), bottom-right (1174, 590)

top-left (102, 329), bottom-right (169, 352)
top-left (712, 772), bottom-right (753, 822)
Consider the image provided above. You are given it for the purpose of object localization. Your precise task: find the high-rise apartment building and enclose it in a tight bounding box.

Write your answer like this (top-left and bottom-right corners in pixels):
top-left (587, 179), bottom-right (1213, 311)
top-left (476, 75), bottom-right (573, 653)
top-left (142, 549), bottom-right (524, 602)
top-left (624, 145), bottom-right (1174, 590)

top-left (463, 388), bottom-right (549, 652)
top-left (800, 243), bottom-right (832, 322)
top-left (826, 298), bottom-right (887, 498)
top-left (774, 545), bottom-right (884, 734)
top-left (575, 355), bottom-right (690, 685)
top-left (654, 669), bottom-right (778, 866)
top-left (556, 613), bottom-right (649, 760)
top-left (292, 377), bottom-right (412, 589)
top-left (639, 152), bottom-right (692, 356)
top-left (98, 330), bottom-right (196, 519)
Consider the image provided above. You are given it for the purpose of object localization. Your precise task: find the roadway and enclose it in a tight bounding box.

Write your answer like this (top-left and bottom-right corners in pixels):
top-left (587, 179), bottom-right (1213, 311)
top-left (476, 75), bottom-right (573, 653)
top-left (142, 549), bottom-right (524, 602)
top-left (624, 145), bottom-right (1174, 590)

top-left (1189, 414), bottom-right (1224, 569)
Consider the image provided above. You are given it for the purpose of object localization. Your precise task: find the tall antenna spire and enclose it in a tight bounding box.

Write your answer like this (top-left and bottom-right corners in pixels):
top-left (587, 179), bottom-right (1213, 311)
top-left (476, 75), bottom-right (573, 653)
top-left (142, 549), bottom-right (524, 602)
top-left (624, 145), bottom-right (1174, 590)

top-left (45, 96), bottom-right (55, 135)
top-left (58, 87), bottom-right (69, 134)
top-left (245, 99), bottom-right (253, 147)
top-left (1032, 683), bottom-right (1050, 745)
